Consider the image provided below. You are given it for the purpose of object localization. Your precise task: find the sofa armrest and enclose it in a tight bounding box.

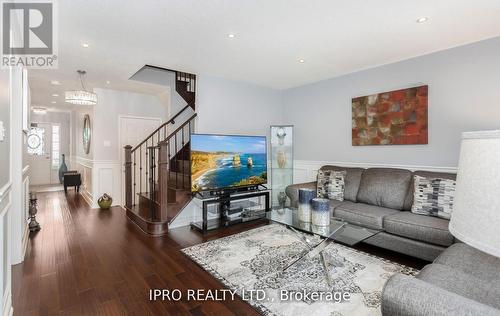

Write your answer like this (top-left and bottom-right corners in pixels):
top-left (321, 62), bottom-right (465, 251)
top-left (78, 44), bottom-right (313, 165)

top-left (285, 181), bottom-right (317, 208)
top-left (382, 274), bottom-right (500, 316)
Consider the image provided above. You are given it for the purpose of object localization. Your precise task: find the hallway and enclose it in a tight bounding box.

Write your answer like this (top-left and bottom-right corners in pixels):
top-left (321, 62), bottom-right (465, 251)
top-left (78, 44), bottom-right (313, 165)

top-left (12, 191), bottom-right (262, 315)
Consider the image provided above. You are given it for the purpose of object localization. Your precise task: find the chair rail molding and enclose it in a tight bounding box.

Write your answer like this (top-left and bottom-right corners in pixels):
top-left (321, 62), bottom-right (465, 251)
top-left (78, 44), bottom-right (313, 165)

top-left (293, 160), bottom-right (458, 184)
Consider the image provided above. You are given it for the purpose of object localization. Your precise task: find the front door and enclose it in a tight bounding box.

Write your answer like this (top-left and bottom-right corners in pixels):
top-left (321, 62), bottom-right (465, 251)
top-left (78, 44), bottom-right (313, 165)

top-left (27, 123), bottom-right (52, 185)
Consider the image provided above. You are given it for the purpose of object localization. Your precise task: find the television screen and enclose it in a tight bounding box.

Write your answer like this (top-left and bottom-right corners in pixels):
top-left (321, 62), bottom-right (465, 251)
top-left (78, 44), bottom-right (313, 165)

top-left (190, 134), bottom-right (267, 192)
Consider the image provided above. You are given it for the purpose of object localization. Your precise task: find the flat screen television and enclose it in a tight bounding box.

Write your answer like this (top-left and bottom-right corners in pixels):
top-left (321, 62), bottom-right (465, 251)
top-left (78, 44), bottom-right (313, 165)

top-left (190, 134), bottom-right (267, 192)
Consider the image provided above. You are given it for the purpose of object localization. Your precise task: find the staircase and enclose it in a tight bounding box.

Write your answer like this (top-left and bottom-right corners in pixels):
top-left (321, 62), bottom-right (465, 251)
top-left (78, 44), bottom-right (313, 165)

top-left (124, 70), bottom-right (197, 235)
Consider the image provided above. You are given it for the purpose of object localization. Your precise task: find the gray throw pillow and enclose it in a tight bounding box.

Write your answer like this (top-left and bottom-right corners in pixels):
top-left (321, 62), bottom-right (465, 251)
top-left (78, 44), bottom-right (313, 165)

top-left (317, 170), bottom-right (346, 201)
top-left (411, 175), bottom-right (456, 219)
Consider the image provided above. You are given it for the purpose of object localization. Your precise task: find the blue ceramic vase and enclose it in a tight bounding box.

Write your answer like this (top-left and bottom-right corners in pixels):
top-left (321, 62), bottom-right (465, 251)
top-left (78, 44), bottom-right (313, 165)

top-left (298, 188), bottom-right (316, 222)
top-left (58, 154), bottom-right (68, 184)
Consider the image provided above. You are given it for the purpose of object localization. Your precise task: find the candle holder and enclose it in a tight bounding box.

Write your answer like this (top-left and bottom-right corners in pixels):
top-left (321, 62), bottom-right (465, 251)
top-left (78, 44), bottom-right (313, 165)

top-left (298, 188), bottom-right (316, 222)
top-left (311, 198), bottom-right (330, 226)
top-left (28, 192), bottom-right (41, 232)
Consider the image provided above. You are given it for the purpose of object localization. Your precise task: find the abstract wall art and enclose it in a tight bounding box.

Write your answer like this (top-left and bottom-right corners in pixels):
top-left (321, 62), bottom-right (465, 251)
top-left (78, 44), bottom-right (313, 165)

top-left (352, 85), bottom-right (428, 146)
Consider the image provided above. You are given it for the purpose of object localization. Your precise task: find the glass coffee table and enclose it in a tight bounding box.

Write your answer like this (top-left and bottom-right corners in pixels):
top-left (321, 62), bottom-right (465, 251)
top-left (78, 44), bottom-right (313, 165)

top-left (266, 207), bottom-right (381, 285)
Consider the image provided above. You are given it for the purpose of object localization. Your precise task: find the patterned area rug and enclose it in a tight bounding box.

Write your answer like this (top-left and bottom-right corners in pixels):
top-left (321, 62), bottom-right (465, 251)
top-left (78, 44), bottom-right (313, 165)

top-left (182, 224), bottom-right (418, 316)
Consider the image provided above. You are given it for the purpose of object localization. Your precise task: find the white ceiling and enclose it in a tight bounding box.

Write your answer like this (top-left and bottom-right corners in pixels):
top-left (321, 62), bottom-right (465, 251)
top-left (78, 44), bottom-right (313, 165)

top-left (30, 0), bottom-right (500, 111)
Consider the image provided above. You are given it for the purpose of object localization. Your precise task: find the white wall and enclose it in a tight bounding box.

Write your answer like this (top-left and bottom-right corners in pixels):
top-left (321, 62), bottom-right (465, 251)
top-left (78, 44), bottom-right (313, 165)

top-left (282, 36), bottom-right (500, 169)
top-left (72, 88), bottom-right (168, 208)
top-left (196, 75), bottom-right (283, 136)
top-left (9, 67), bottom-right (28, 271)
top-left (0, 68), bottom-right (13, 316)
top-left (92, 88), bottom-right (168, 161)
top-left (170, 75), bottom-right (283, 228)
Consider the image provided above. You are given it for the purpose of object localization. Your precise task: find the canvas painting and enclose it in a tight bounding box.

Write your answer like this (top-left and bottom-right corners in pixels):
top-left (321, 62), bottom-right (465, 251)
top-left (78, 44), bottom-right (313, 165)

top-left (352, 85), bottom-right (428, 145)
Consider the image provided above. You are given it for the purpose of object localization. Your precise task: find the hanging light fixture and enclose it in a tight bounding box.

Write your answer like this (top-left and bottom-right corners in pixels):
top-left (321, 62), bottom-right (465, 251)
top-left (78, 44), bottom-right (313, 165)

top-left (65, 70), bottom-right (98, 105)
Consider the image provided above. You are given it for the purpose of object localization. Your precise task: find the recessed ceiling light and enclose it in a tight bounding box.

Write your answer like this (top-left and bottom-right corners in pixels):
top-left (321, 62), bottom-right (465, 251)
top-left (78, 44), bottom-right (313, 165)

top-left (416, 17), bottom-right (429, 23)
top-left (52, 93), bottom-right (59, 97)
top-left (51, 101), bottom-right (57, 104)
top-left (299, 59), bottom-right (305, 63)
top-left (50, 80), bottom-right (61, 85)
top-left (227, 33), bottom-right (235, 38)
top-left (32, 107), bottom-right (47, 114)
top-left (82, 43), bottom-right (89, 48)
top-left (106, 80), bottom-right (110, 84)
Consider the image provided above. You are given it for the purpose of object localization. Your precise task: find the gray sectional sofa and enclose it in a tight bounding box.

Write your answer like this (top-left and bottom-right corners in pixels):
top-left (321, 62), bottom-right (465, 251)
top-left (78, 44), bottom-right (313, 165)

top-left (285, 165), bottom-right (456, 261)
top-left (382, 242), bottom-right (500, 315)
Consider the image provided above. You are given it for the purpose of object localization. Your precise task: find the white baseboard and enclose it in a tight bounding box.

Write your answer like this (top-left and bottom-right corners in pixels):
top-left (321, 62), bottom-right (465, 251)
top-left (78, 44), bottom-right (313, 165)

top-left (3, 288), bottom-right (12, 316)
top-left (22, 224), bottom-right (29, 259)
top-left (80, 188), bottom-right (94, 207)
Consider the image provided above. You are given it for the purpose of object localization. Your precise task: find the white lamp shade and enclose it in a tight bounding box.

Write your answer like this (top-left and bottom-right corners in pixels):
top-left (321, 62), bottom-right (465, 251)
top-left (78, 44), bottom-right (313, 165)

top-left (449, 130), bottom-right (500, 258)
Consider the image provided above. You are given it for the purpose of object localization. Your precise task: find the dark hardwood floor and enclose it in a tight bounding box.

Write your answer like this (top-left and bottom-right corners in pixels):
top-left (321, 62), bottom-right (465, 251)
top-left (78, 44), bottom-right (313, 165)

top-left (12, 191), bottom-right (426, 316)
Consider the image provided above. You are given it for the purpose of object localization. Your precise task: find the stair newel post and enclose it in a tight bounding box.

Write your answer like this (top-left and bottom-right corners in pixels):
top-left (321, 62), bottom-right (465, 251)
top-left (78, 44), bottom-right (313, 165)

top-left (158, 140), bottom-right (169, 223)
top-left (148, 146), bottom-right (156, 220)
top-left (124, 145), bottom-right (133, 209)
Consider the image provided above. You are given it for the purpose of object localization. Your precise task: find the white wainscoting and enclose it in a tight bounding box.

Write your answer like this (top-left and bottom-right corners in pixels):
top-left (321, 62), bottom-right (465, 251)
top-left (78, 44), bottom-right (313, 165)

top-left (74, 157), bottom-right (121, 208)
top-left (293, 160), bottom-right (458, 184)
top-left (0, 182), bottom-right (13, 316)
top-left (22, 166), bottom-right (30, 259)
top-left (93, 160), bottom-right (122, 208)
top-left (75, 157), bottom-right (94, 207)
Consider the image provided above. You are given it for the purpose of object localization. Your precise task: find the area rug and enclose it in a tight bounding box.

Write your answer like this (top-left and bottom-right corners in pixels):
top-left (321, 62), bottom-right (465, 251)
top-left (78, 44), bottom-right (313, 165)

top-left (182, 224), bottom-right (418, 316)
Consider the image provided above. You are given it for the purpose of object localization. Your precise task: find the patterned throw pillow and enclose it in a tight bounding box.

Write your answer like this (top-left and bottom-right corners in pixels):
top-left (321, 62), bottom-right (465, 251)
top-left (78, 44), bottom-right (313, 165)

top-left (317, 170), bottom-right (346, 201)
top-left (411, 175), bottom-right (456, 219)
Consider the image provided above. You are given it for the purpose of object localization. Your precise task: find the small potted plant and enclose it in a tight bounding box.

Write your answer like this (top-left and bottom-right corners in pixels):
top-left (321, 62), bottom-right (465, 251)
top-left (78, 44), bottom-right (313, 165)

top-left (98, 193), bottom-right (113, 210)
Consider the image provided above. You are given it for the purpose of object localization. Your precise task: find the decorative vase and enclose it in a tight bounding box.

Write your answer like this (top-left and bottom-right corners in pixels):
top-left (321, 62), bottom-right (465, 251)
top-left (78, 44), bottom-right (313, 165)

top-left (298, 188), bottom-right (316, 222)
top-left (277, 191), bottom-right (287, 209)
top-left (28, 192), bottom-right (41, 232)
top-left (58, 154), bottom-right (68, 184)
top-left (277, 150), bottom-right (286, 169)
top-left (311, 198), bottom-right (330, 226)
top-left (98, 193), bottom-right (113, 210)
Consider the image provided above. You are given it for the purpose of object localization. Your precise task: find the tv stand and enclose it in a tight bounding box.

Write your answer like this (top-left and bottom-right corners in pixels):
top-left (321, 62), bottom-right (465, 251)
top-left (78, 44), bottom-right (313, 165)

top-left (190, 189), bottom-right (270, 233)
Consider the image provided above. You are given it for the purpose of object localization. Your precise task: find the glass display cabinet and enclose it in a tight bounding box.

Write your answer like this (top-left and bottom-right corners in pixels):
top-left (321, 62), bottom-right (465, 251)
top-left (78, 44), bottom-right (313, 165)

top-left (270, 125), bottom-right (293, 208)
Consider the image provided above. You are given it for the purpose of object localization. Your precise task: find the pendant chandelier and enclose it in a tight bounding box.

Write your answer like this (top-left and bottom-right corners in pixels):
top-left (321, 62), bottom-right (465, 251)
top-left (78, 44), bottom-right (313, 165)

top-left (65, 70), bottom-right (98, 105)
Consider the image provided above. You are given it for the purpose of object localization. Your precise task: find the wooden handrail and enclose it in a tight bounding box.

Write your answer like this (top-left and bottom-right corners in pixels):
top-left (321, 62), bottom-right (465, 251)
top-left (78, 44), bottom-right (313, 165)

top-left (163, 113), bottom-right (197, 144)
top-left (132, 104), bottom-right (193, 152)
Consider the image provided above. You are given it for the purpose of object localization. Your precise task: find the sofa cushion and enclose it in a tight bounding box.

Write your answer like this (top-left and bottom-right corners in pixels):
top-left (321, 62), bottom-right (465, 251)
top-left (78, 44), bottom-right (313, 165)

top-left (327, 199), bottom-right (345, 218)
top-left (435, 243), bottom-right (500, 281)
top-left (333, 201), bottom-right (399, 230)
top-left (417, 263), bottom-right (500, 309)
top-left (329, 199), bottom-right (344, 209)
top-left (317, 170), bottom-right (346, 201)
top-left (383, 212), bottom-right (454, 246)
top-left (403, 170), bottom-right (457, 211)
top-left (356, 168), bottom-right (412, 210)
top-left (411, 175), bottom-right (456, 219)
top-left (320, 166), bottom-right (364, 202)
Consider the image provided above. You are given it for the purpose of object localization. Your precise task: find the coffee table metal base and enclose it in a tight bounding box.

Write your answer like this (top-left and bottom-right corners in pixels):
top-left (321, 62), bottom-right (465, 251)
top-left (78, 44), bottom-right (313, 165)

top-left (282, 224), bottom-right (347, 286)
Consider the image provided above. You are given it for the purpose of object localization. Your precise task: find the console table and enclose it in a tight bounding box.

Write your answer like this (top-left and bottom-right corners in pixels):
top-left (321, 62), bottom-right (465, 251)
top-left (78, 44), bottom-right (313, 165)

top-left (191, 190), bottom-right (270, 233)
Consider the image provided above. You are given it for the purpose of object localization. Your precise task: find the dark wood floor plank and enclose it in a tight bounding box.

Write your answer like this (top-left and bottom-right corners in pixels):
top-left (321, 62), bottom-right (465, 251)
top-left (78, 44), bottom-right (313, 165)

top-left (12, 190), bottom-right (426, 316)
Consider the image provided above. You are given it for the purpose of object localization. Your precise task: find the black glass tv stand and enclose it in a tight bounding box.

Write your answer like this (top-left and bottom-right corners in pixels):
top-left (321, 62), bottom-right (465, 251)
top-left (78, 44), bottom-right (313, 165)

top-left (190, 188), bottom-right (270, 233)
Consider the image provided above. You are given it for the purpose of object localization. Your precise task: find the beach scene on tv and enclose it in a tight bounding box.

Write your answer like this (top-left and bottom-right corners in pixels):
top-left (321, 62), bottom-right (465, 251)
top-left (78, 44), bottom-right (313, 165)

top-left (191, 134), bottom-right (267, 192)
